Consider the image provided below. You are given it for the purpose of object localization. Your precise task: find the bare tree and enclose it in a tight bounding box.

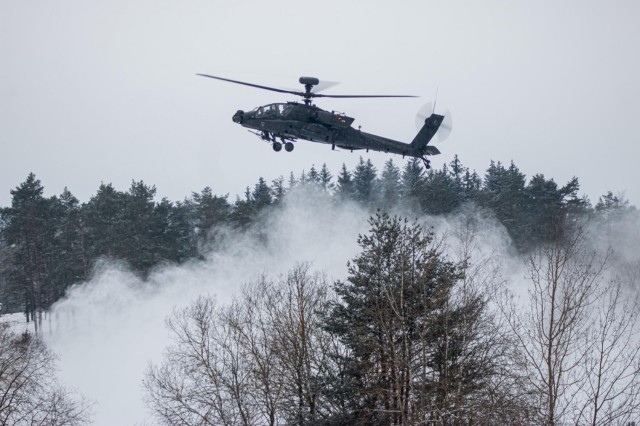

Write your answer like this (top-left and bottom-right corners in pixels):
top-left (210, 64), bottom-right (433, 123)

top-left (446, 208), bottom-right (537, 424)
top-left (503, 223), bottom-right (640, 425)
top-left (0, 322), bottom-right (92, 426)
top-left (573, 273), bottom-right (640, 425)
top-left (254, 264), bottom-right (333, 425)
top-left (143, 296), bottom-right (253, 426)
top-left (506, 226), bottom-right (605, 424)
top-left (143, 264), bottom-right (333, 426)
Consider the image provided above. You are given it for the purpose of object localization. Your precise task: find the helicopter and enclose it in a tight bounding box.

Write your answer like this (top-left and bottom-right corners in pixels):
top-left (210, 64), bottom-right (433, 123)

top-left (197, 74), bottom-right (450, 169)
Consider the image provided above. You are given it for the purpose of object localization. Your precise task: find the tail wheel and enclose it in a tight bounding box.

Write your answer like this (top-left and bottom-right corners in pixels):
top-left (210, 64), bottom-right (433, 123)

top-left (284, 142), bottom-right (294, 152)
top-left (272, 142), bottom-right (282, 152)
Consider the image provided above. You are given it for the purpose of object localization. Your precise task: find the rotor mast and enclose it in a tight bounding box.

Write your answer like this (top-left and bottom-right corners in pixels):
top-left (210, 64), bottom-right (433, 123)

top-left (299, 76), bottom-right (320, 105)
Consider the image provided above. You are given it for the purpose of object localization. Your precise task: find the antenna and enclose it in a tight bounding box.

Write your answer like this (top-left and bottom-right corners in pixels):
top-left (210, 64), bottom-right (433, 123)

top-left (433, 87), bottom-right (439, 114)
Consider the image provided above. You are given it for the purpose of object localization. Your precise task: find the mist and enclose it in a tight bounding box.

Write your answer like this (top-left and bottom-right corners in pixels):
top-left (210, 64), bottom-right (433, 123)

top-left (45, 188), bottom-right (376, 425)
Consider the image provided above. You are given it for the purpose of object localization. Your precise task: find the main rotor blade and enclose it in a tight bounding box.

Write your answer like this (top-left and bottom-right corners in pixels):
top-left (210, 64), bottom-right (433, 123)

top-left (197, 74), bottom-right (417, 100)
top-left (311, 80), bottom-right (340, 93)
top-left (314, 94), bottom-right (418, 99)
top-left (196, 74), bottom-right (304, 96)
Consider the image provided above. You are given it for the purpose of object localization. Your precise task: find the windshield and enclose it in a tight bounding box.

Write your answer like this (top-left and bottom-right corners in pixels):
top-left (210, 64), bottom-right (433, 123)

top-left (254, 104), bottom-right (288, 118)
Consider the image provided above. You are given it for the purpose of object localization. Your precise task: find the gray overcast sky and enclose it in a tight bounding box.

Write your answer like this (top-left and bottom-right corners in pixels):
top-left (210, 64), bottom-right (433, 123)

top-left (2, 0), bottom-right (640, 207)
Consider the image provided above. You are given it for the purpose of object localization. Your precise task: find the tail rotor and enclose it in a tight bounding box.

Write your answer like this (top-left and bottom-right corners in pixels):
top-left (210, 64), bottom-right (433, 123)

top-left (415, 102), bottom-right (453, 142)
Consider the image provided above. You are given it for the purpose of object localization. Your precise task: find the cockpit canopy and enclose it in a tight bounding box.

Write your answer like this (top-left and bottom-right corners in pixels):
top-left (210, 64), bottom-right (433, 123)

top-left (251, 103), bottom-right (292, 118)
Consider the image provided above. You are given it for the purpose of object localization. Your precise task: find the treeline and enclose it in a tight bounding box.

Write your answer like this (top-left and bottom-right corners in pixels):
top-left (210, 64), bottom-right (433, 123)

top-left (0, 156), bottom-right (633, 321)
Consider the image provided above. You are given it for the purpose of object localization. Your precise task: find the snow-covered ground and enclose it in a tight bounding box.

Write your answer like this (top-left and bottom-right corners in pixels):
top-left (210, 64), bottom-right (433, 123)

top-left (0, 312), bottom-right (34, 335)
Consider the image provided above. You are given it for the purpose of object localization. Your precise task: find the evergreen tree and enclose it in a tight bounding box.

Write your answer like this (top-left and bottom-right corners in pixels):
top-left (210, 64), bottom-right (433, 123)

top-left (121, 180), bottom-right (158, 272)
top-left (401, 158), bottom-right (426, 211)
top-left (162, 199), bottom-right (197, 261)
top-left (462, 169), bottom-right (482, 200)
top-left (299, 170), bottom-right (308, 185)
top-left (252, 177), bottom-right (273, 211)
top-left (449, 154), bottom-right (465, 186)
top-left (323, 213), bottom-right (482, 425)
top-left (521, 174), bottom-right (587, 248)
top-left (191, 187), bottom-right (231, 234)
top-left (378, 159), bottom-right (401, 210)
top-left (307, 164), bottom-right (320, 184)
top-left (335, 163), bottom-right (355, 201)
top-left (479, 161), bottom-right (529, 249)
top-left (352, 157), bottom-right (378, 206)
top-left (0, 174), bottom-right (57, 325)
top-left (421, 164), bottom-right (464, 215)
top-left (595, 191), bottom-right (629, 213)
top-left (271, 176), bottom-right (287, 204)
top-left (230, 187), bottom-right (256, 229)
top-left (83, 182), bottom-right (126, 260)
top-left (150, 198), bottom-right (195, 264)
top-left (319, 163), bottom-right (334, 192)
top-left (288, 171), bottom-right (298, 190)
top-left (49, 188), bottom-right (87, 297)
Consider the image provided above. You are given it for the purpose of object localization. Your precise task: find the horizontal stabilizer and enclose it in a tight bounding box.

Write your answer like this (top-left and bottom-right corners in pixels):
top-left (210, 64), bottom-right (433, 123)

top-left (424, 145), bottom-right (440, 155)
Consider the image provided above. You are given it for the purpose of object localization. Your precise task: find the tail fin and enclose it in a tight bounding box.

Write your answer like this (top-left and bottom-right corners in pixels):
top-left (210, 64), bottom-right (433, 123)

top-left (411, 114), bottom-right (444, 154)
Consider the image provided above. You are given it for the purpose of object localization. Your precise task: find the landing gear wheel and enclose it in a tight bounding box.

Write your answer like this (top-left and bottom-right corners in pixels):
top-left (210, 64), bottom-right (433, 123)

top-left (272, 142), bottom-right (282, 152)
top-left (422, 158), bottom-right (431, 169)
top-left (284, 142), bottom-right (294, 152)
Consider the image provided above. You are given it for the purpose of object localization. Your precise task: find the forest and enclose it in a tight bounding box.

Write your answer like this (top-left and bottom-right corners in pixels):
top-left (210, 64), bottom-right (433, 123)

top-left (1, 155), bottom-right (639, 425)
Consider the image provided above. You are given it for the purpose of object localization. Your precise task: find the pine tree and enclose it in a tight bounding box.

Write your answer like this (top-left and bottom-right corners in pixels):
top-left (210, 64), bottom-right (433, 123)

top-left (335, 163), bottom-right (355, 201)
top-left (378, 159), bottom-right (401, 210)
top-left (479, 161), bottom-right (529, 249)
top-left (191, 187), bottom-right (231, 233)
top-left (121, 180), bottom-right (158, 272)
top-left (160, 199), bottom-right (197, 261)
top-left (401, 158), bottom-right (425, 211)
top-left (449, 154), bottom-right (465, 185)
top-left (595, 191), bottom-right (629, 213)
top-left (252, 177), bottom-right (273, 211)
top-left (271, 176), bottom-right (287, 204)
top-left (288, 171), bottom-right (298, 190)
top-left (83, 182), bottom-right (126, 260)
top-left (0, 174), bottom-right (57, 327)
top-left (421, 164), bottom-right (464, 215)
top-left (352, 157), bottom-right (378, 206)
top-left (307, 164), bottom-right (320, 184)
top-left (322, 213), bottom-right (474, 424)
top-left (462, 169), bottom-right (482, 199)
top-left (319, 163), bottom-right (334, 192)
top-left (230, 187), bottom-right (256, 228)
top-left (50, 188), bottom-right (87, 297)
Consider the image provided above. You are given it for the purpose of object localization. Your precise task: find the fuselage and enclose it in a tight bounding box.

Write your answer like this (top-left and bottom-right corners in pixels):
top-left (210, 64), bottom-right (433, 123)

top-left (231, 102), bottom-right (442, 160)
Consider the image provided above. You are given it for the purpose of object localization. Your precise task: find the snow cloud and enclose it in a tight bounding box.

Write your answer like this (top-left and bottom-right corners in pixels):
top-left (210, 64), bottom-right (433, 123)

top-left (46, 188), bottom-right (373, 425)
top-left (44, 187), bottom-right (566, 425)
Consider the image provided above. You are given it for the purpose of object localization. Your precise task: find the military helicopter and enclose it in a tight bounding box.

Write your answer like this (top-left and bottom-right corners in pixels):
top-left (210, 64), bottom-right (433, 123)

top-left (197, 74), bottom-right (450, 168)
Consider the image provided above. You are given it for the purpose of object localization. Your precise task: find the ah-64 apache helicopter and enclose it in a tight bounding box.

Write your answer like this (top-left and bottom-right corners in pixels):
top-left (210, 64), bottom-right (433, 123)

top-left (197, 74), bottom-right (451, 169)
